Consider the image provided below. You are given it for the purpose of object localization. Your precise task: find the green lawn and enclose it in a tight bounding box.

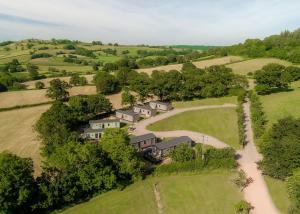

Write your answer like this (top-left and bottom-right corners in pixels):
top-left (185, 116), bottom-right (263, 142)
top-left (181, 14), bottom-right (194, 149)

top-left (260, 81), bottom-right (300, 126)
top-left (61, 170), bottom-right (242, 214)
top-left (265, 176), bottom-right (290, 214)
top-left (173, 96), bottom-right (237, 108)
top-left (147, 107), bottom-right (239, 148)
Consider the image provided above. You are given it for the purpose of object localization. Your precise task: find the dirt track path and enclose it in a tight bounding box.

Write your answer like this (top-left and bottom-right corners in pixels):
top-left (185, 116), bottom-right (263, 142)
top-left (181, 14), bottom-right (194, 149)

top-left (133, 104), bottom-right (236, 148)
top-left (236, 100), bottom-right (279, 214)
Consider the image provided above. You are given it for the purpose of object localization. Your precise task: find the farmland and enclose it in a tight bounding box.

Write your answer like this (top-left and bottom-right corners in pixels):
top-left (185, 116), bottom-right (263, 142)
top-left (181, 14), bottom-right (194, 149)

top-left (137, 56), bottom-right (243, 74)
top-left (147, 107), bottom-right (239, 149)
top-left (62, 170), bottom-right (242, 214)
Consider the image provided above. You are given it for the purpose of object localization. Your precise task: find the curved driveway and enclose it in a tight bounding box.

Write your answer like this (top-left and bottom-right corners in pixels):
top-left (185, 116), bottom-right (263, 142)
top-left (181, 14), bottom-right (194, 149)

top-left (133, 104), bottom-right (236, 148)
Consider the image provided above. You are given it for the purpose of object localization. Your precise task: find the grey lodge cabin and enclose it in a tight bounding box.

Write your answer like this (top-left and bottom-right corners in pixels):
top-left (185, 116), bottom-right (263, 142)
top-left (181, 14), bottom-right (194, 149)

top-left (83, 119), bottom-right (121, 140)
top-left (130, 133), bottom-right (192, 159)
top-left (116, 110), bottom-right (140, 123)
top-left (133, 105), bottom-right (157, 117)
top-left (149, 101), bottom-right (172, 111)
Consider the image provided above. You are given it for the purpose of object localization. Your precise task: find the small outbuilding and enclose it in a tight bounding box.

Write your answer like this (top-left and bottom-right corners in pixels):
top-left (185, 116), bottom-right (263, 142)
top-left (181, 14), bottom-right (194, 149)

top-left (116, 110), bottom-right (140, 123)
top-left (133, 105), bottom-right (157, 117)
top-left (149, 101), bottom-right (172, 111)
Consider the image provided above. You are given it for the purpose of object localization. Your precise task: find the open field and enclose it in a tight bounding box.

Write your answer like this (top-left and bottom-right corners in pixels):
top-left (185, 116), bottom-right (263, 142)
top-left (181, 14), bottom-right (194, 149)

top-left (0, 104), bottom-right (51, 175)
top-left (260, 81), bottom-right (300, 126)
top-left (62, 170), bottom-right (242, 214)
top-left (24, 74), bottom-right (94, 89)
top-left (173, 96), bottom-right (237, 108)
top-left (137, 56), bottom-right (243, 74)
top-left (147, 107), bottom-right (239, 148)
top-left (227, 58), bottom-right (292, 75)
top-left (265, 176), bottom-right (290, 214)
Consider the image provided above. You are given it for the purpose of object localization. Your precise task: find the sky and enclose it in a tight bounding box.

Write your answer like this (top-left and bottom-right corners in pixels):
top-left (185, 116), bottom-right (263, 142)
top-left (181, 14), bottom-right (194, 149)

top-left (0, 0), bottom-right (299, 45)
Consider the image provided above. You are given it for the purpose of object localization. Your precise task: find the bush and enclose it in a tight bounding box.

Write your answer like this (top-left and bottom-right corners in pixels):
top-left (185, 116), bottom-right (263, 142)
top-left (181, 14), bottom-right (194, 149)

top-left (12, 82), bottom-right (26, 90)
top-left (249, 92), bottom-right (267, 138)
top-left (170, 144), bottom-right (195, 162)
top-left (31, 53), bottom-right (52, 59)
top-left (204, 147), bottom-right (236, 168)
top-left (154, 159), bottom-right (204, 175)
top-left (235, 200), bottom-right (253, 214)
top-left (35, 81), bottom-right (45, 89)
top-left (236, 93), bottom-right (246, 146)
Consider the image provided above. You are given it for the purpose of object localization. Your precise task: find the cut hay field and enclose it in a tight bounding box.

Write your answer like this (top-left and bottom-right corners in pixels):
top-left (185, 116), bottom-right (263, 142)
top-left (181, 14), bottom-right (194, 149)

top-left (137, 56), bottom-right (243, 74)
top-left (61, 170), bottom-right (242, 214)
top-left (147, 107), bottom-right (239, 149)
top-left (260, 81), bottom-right (300, 126)
top-left (0, 104), bottom-right (51, 175)
top-left (173, 96), bottom-right (237, 108)
top-left (0, 86), bottom-right (123, 109)
top-left (227, 58), bottom-right (292, 75)
top-left (24, 74), bottom-right (94, 89)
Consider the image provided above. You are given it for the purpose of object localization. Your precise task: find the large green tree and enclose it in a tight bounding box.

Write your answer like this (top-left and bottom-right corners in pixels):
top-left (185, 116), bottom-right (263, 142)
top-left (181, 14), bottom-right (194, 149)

top-left (46, 79), bottom-right (71, 100)
top-left (94, 71), bottom-right (119, 94)
top-left (0, 152), bottom-right (36, 213)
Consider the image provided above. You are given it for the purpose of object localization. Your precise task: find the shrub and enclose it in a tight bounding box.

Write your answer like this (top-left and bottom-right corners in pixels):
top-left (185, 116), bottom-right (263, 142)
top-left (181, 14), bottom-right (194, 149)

top-left (35, 81), bottom-right (45, 89)
top-left (249, 91), bottom-right (267, 138)
top-left (170, 144), bottom-right (195, 162)
top-left (31, 53), bottom-right (52, 59)
top-left (204, 147), bottom-right (236, 168)
top-left (235, 200), bottom-right (253, 214)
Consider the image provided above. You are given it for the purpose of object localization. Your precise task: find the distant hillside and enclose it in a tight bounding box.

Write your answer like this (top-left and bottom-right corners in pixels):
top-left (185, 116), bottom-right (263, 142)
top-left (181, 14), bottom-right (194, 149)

top-left (171, 45), bottom-right (221, 51)
top-left (210, 28), bottom-right (300, 63)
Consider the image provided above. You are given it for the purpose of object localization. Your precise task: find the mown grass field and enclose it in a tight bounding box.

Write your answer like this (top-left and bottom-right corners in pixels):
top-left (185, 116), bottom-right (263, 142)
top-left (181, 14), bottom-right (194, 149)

top-left (227, 58), bottom-right (292, 76)
top-left (265, 176), bottom-right (290, 214)
top-left (137, 56), bottom-right (243, 74)
top-left (173, 96), bottom-right (237, 108)
top-left (0, 104), bottom-right (51, 175)
top-left (147, 107), bottom-right (239, 148)
top-left (260, 81), bottom-right (300, 126)
top-left (61, 170), bottom-right (242, 214)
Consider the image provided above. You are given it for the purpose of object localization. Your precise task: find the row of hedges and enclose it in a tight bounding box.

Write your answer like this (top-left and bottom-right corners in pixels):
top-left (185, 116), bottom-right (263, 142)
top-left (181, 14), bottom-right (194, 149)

top-left (154, 148), bottom-right (236, 175)
top-left (249, 91), bottom-right (267, 138)
top-left (237, 92), bottom-right (247, 147)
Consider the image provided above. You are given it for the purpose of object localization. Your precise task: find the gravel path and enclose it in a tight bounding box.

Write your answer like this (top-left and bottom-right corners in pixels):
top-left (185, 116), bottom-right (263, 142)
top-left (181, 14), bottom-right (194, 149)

top-left (236, 100), bottom-right (279, 214)
top-left (133, 104), bottom-right (236, 148)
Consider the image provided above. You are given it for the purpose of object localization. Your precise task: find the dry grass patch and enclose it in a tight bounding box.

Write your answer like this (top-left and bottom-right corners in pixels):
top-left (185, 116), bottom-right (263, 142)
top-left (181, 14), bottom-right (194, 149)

top-left (24, 74), bottom-right (94, 89)
top-left (137, 56), bottom-right (243, 75)
top-left (0, 105), bottom-right (51, 175)
top-left (227, 58), bottom-right (292, 75)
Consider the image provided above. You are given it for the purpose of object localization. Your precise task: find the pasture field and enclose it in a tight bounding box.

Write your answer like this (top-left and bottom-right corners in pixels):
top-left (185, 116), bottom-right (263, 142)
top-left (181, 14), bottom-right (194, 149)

top-left (0, 104), bottom-right (51, 175)
top-left (147, 107), bottom-right (239, 148)
top-left (173, 96), bottom-right (237, 108)
top-left (265, 176), bottom-right (290, 214)
top-left (260, 81), bottom-right (300, 126)
top-left (62, 170), bottom-right (242, 214)
top-left (227, 58), bottom-right (292, 75)
top-left (137, 56), bottom-right (243, 74)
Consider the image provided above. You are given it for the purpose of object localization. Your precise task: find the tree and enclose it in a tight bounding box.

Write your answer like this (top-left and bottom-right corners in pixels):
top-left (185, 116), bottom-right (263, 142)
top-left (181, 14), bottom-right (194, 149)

top-left (46, 79), bottom-right (71, 100)
top-left (27, 63), bottom-right (39, 80)
top-left (121, 89), bottom-right (136, 107)
top-left (34, 142), bottom-right (117, 211)
top-left (3, 59), bottom-right (24, 73)
top-left (128, 72), bottom-right (151, 102)
top-left (35, 81), bottom-right (45, 89)
top-left (101, 129), bottom-right (144, 181)
top-left (69, 73), bottom-right (87, 86)
top-left (35, 101), bottom-right (77, 156)
top-left (259, 117), bottom-right (300, 179)
top-left (254, 63), bottom-right (293, 94)
top-left (170, 144), bottom-right (195, 162)
top-left (0, 152), bottom-right (36, 213)
top-left (86, 93), bottom-right (112, 116)
top-left (94, 71), bottom-right (119, 94)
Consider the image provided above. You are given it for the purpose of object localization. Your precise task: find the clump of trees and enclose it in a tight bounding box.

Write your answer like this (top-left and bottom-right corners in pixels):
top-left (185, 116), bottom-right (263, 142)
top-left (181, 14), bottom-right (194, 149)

top-left (94, 71), bottom-right (119, 94)
top-left (210, 28), bottom-right (300, 63)
top-left (31, 53), bottom-right (52, 59)
top-left (254, 63), bottom-right (298, 94)
top-left (259, 117), bottom-right (300, 179)
top-left (69, 73), bottom-right (87, 86)
top-left (2, 59), bottom-right (24, 73)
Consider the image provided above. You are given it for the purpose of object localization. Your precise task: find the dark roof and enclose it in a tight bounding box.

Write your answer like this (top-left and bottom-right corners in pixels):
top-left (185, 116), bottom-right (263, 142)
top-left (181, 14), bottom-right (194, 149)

top-left (130, 133), bottom-right (156, 144)
top-left (116, 109), bottom-right (138, 116)
top-left (134, 105), bottom-right (154, 111)
top-left (155, 136), bottom-right (192, 150)
top-left (89, 119), bottom-right (120, 124)
top-left (83, 127), bottom-right (104, 133)
top-left (150, 100), bottom-right (171, 106)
